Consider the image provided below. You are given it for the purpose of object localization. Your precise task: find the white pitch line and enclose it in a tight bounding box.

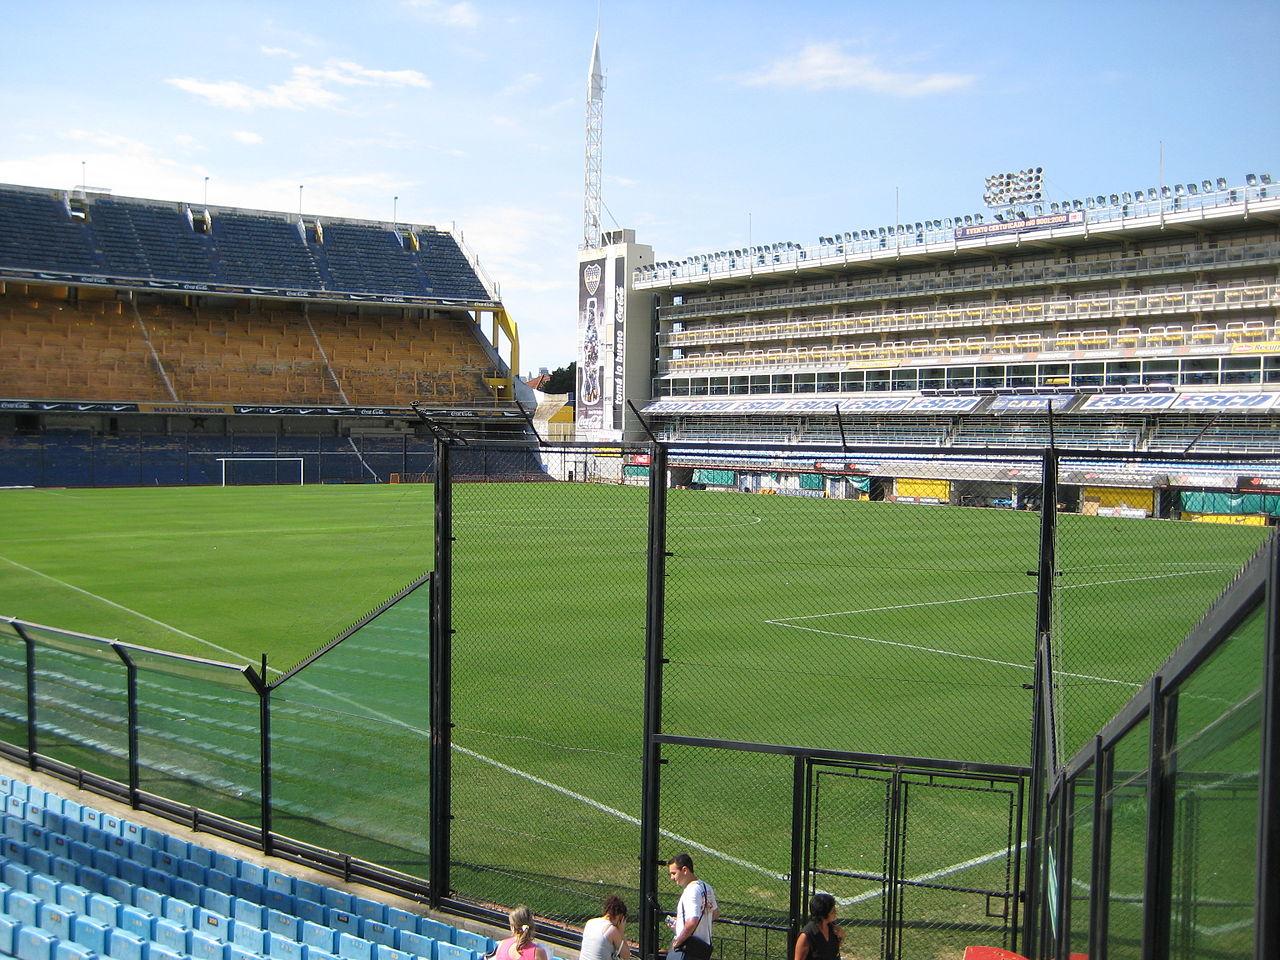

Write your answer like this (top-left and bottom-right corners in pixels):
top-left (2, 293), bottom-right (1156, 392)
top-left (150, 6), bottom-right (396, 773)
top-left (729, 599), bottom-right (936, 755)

top-left (0, 553), bottom-right (271, 671)
top-left (769, 567), bottom-right (1231, 688)
top-left (838, 841), bottom-right (1027, 906)
top-left (774, 567), bottom-right (1230, 624)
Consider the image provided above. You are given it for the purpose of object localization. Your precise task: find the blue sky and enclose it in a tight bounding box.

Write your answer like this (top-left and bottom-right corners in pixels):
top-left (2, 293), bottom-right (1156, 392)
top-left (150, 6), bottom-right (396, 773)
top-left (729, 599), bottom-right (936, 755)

top-left (2, 1), bottom-right (1277, 372)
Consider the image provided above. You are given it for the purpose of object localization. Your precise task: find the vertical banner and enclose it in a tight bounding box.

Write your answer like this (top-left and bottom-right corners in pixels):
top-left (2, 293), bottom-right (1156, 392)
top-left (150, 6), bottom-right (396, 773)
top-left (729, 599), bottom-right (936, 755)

top-left (577, 257), bottom-right (606, 433)
top-left (613, 255), bottom-right (626, 431)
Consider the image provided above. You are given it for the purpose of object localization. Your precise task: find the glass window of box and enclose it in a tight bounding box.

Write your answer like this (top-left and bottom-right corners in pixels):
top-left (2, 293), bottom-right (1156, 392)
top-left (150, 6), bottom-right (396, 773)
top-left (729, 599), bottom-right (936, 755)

top-left (946, 366), bottom-right (975, 389)
top-left (794, 372), bottom-right (817, 393)
top-left (866, 369), bottom-right (891, 391)
top-left (1180, 357), bottom-right (1219, 385)
top-left (1072, 361), bottom-right (1104, 387)
top-left (1221, 356), bottom-right (1261, 384)
top-left (976, 365), bottom-right (1005, 389)
top-left (670, 379), bottom-right (690, 397)
top-left (816, 372), bottom-right (841, 393)
top-left (1105, 360), bottom-right (1141, 386)
top-left (1141, 359), bottom-right (1178, 385)
top-left (730, 376), bottom-right (750, 396)
top-left (771, 374), bottom-right (795, 394)
top-left (842, 371), bottom-right (866, 392)
top-left (1264, 356), bottom-right (1280, 384)
top-left (1008, 364), bottom-right (1037, 388)
top-left (891, 369), bottom-right (919, 390)
top-left (918, 368), bottom-right (946, 390)
top-left (1038, 362), bottom-right (1070, 386)
top-left (708, 376), bottom-right (729, 396)
top-left (750, 375), bottom-right (770, 394)
top-left (689, 377), bottom-right (709, 395)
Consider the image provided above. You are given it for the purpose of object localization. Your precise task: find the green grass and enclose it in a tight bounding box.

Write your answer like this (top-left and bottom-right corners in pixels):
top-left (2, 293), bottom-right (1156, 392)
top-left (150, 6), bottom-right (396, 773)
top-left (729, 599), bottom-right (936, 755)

top-left (0, 481), bottom-right (1269, 952)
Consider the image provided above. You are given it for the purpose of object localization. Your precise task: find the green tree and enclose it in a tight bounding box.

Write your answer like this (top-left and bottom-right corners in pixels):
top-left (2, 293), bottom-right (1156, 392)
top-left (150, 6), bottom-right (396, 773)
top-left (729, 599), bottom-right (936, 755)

top-left (543, 361), bottom-right (576, 394)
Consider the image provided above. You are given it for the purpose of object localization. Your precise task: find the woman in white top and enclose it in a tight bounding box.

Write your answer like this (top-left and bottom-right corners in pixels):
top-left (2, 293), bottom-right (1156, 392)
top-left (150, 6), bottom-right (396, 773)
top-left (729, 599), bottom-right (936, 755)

top-left (579, 895), bottom-right (631, 960)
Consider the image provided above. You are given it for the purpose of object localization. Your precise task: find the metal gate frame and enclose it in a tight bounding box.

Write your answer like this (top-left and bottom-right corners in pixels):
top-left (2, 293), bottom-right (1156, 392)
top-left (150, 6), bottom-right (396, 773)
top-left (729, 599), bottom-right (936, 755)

top-left (803, 758), bottom-right (1027, 960)
top-left (651, 736), bottom-right (1030, 960)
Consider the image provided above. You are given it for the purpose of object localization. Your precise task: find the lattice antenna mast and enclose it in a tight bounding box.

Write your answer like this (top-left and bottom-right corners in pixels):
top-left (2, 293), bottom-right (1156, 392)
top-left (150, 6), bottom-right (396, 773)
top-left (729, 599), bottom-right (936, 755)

top-left (584, 31), bottom-right (604, 249)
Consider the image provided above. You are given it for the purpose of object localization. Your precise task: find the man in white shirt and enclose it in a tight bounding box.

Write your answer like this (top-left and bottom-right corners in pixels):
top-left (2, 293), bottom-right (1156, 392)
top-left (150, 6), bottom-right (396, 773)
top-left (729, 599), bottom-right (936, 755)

top-left (666, 853), bottom-right (718, 960)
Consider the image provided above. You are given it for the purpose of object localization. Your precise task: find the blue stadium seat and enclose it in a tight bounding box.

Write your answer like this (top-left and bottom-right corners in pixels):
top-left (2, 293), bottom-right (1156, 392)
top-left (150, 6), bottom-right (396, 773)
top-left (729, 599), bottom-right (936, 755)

top-left (16, 924), bottom-right (57, 960)
top-left (452, 930), bottom-right (490, 953)
top-left (361, 920), bottom-right (395, 947)
top-left (234, 899), bottom-right (268, 928)
top-left (37, 903), bottom-right (73, 940)
top-left (56, 884), bottom-right (90, 915)
top-left (301, 919), bottom-right (336, 952)
top-left (266, 908), bottom-right (300, 941)
top-left (190, 930), bottom-right (229, 960)
top-left (154, 916), bottom-right (191, 954)
top-left (233, 921), bottom-right (268, 954)
top-left (54, 939), bottom-right (96, 960)
top-left (70, 915), bottom-right (112, 955)
top-left (106, 927), bottom-right (147, 960)
top-left (268, 933), bottom-right (305, 960)
top-left (337, 931), bottom-right (374, 960)
top-left (0, 915), bottom-right (16, 956)
top-left (117, 903), bottom-right (156, 940)
top-left (7, 890), bottom-right (41, 926)
top-left (435, 943), bottom-right (473, 960)
top-left (396, 930), bottom-right (434, 957)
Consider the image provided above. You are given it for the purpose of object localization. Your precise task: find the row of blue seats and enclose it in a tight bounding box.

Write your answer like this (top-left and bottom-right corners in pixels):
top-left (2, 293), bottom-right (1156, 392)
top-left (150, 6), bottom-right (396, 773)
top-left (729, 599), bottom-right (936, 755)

top-left (1, 868), bottom-right (430, 960)
top-left (1, 826), bottom-right (468, 960)
top-left (0, 776), bottom-right (496, 960)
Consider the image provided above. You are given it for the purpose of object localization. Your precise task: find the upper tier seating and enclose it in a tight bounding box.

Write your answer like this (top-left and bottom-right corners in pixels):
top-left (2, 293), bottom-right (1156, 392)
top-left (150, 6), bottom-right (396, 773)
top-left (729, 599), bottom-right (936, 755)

top-left (0, 187), bottom-right (493, 303)
top-left (0, 773), bottom-right (509, 960)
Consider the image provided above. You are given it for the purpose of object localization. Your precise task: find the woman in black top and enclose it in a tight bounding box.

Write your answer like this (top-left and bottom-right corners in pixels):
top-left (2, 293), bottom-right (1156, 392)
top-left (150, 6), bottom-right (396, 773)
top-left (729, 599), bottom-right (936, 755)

top-left (794, 893), bottom-right (843, 960)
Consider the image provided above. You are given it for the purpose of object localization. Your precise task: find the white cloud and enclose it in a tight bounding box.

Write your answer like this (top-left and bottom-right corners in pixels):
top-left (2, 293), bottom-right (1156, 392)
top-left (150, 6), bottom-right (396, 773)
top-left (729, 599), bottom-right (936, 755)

top-left (260, 46), bottom-right (299, 58)
top-left (167, 60), bottom-right (429, 111)
top-left (744, 42), bottom-right (973, 96)
top-left (233, 130), bottom-right (263, 144)
top-left (403, 0), bottom-right (480, 29)
top-left (500, 73), bottom-right (541, 96)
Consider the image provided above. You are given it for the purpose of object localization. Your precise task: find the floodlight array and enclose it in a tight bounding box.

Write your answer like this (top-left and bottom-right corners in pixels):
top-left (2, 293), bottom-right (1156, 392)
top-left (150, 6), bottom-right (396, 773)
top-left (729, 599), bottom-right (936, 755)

top-left (984, 167), bottom-right (1045, 207)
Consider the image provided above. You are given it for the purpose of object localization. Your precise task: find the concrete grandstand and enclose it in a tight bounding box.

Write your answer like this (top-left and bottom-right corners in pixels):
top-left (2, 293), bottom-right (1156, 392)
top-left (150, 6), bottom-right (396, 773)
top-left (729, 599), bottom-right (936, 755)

top-left (0, 183), bottom-right (533, 486)
top-left (582, 172), bottom-right (1280, 516)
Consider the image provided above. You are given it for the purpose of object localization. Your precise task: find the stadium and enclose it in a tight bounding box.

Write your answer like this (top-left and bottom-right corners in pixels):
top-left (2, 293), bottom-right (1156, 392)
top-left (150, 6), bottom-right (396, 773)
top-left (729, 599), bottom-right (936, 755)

top-left (1, 31), bottom-right (1278, 960)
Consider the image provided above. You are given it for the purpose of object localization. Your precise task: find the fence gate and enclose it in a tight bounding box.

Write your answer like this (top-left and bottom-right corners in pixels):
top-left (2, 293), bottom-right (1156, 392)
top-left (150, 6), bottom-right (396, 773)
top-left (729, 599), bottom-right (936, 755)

top-left (805, 760), bottom-right (1026, 960)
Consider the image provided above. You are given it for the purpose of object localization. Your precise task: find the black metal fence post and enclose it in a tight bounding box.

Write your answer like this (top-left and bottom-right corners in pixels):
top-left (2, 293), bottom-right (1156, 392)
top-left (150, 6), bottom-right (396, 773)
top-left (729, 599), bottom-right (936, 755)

top-left (1141, 677), bottom-right (1172, 960)
top-left (110, 644), bottom-right (140, 806)
top-left (1024, 446), bottom-right (1059, 957)
top-left (640, 441), bottom-right (669, 960)
top-left (246, 656), bottom-right (272, 855)
top-left (12, 622), bottom-right (38, 767)
top-left (788, 755), bottom-right (807, 958)
top-left (430, 439), bottom-right (454, 908)
top-left (1257, 534), bottom-right (1279, 960)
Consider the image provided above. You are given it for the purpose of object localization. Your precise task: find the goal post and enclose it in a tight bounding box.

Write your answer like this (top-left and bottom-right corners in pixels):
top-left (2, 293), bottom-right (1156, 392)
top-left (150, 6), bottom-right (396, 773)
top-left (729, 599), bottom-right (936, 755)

top-left (216, 457), bottom-right (305, 486)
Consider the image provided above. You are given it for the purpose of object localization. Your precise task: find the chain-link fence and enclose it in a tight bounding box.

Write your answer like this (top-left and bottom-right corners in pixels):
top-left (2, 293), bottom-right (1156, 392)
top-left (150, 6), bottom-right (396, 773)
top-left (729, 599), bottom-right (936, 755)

top-left (1, 438), bottom-right (1275, 959)
top-left (443, 442), bottom-right (649, 923)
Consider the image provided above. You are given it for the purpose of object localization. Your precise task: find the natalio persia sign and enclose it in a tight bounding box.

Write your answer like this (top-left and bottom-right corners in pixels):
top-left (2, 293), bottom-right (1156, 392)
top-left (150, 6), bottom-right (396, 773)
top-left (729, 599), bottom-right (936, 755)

top-left (643, 396), bottom-right (983, 415)
top-left (1078, 392), bottom-right (1278, 413)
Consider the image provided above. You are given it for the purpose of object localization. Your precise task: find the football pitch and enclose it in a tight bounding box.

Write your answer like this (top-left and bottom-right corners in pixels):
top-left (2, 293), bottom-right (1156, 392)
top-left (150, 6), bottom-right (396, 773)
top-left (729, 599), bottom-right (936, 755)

top-left (0, 481), bottom-right (1270, 938)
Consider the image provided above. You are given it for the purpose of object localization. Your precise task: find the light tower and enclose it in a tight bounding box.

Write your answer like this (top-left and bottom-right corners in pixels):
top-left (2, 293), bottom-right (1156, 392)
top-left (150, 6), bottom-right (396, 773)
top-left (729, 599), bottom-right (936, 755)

top-left (584, 31), bottom-right (604, 249)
